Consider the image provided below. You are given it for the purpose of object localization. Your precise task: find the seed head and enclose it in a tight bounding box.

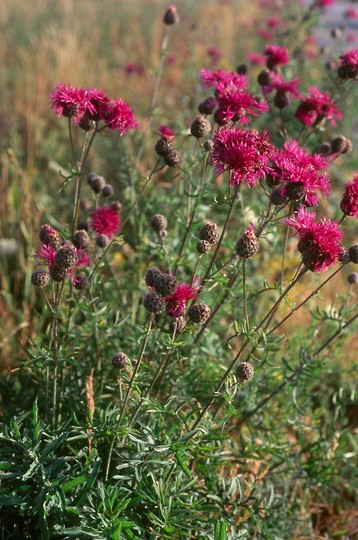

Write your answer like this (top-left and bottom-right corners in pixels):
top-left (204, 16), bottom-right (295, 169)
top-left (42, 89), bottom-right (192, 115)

top-left (87, 173), bottom-right (105, 194)
top-left (151, 214), bottom-right (168, 233)
top-left (198, 222), bottom-right (220, 244)
top-left (112, 352), bottom-right (129, 369)
top-left (236, 361), bottom-right (254, 382)
top-left (54, 242), bottom-right (77, 269)
top-left (145, 267), bottom-right (163, 288)
top-left (196, 240), bottom-right (211, 254)
top-left (188, 303), bottom-right (211, 324)
top-left (101, 184), bottom-right (114, 198)
top-left (163, 149), bottom-right (180, 167)
top-left (155, 137), bottom-right (173, 157)
top-left (74, 274), bottom-right (89, 290)
top-left (190, 115), bottom-right (211, 139)
top-left (348, 245), bottom-right (358, 264)
top-left (72, 229), bottom-right (90, 249)
top-left (347, 272), bottom-right (358, 284)
top-left (155, 273), bottom-right (177, 297)
top-left (31, 269), bottom-right (50, 288)
top-left (96, 234), bottom-right (110, 248)
top-left (143, 292), bottom-right (165, 313)
top-left (235, 227), bottom-right (259, 258)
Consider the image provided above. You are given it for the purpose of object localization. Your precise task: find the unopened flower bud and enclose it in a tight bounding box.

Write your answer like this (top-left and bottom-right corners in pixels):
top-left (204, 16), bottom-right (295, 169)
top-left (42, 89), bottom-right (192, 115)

top-left (163, 3), bottom-right (179, 25)
top-left (101, 184), bottom-right (114, 197)
top-left (143, 292), bottom-right (165, 313)
top-left (96, 234), bottom-right (110, 248)
top-left (198, 222), bottom-right (220, 244)
top-left (151, 214), bottom-right (168, 233)
top-left (188, 303), bottom-right (211, 324)
top-left (31, 269), bottom-right (50, 288)
top-left (163, 149), bottom-right (180, 167)
top-left (112, 352), bottom-right (129, 369)
top-left (236, 361), bottom-right (254, 382)
top-left (190, 115), bottom-right (211, 139)
top-left (235, 227), bottom-right (259, 258)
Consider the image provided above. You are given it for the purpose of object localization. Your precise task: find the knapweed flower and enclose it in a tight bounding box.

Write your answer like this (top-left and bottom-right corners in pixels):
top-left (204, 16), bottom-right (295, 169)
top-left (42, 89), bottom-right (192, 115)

top-left (104, 99), bottom-right (139, 134)
top-left (207, 46), bottom-right (222, 64)
top-left (34, 243), bottom-right (90, 282)
top-left (340, 173), bottom-right (358, 217)
top-left (200, 68), bottom-right (268, 124)
top-left (50, 83), bottom-right (83, 118)
top-left (90, 205), bottom-right (121, 238)
top-left (271, 140), bottom-right (330, 206)
top-left (263, 73), bottom-right (301, 98)
top-left (159, 125), bottom-right (175, 140)
top-left (286, 206), bottom-right (344, 272)
top-left (264, 44), bottom-right (290, 69)
top-left (338, 49), bottom-right (358, 80)
top-left (211, 126), bottom-right (274, 187)
top-left (247, 52), bottom-right (266, 65)
top-left (164, 281), bottom-right (199, 318)
top-left (294, 87), bottom-right (342, 127)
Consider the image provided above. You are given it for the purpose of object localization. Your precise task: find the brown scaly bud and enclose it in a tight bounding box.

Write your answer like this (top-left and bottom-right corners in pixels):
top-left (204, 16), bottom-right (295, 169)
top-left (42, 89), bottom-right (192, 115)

top-left (54, 242), bottom-right (77, 269)
top-left (347, 272), bottom-right (358, 284)
top-left (274, 91), bottom-right (290, 109)
top-left (154, 273), bottom-right (177, 297)
top-left (74, 274), bottom-right (89, 291)
top-left (318, 142), bottom-right (332, 156)
top-left (77, 221), bottom-right (89, 231)
top-left (169, 316), bottom-right (186, 334)
top-left (50, 265), bottom-right (66, 282)
top-left (188, 303), bottom-right (211, 324)
top-left (39, 224), bottom-right (61, 250)
top-left (72, 229), bottom-right (90, 249)
top-left (163, 3), bottom-right (179, 25)
top-left (198, 96), bottom-right (217, 115)
top-left (143, 292), bottom-right (165, 314)
top-left (31, 269), bottom-right (50, 288)
top-left (203, 140), bottom-right (214, 152)
top-left (78, 116), bottom-right (96, 132)
top-left (96, 234), bottom-right (110, 248)
top-left (235, 226), bottom-right (259, 259)
top-left (145, 268), bottom-right (163, 288)
top-left (331, 135), bottom-right (350, 154)
top-left (151, 214), bottom-right (168, 233)
top-left (101, 184), bottom-right (114, 198)
top-left (110, 202), bottom-right (122, 213)
top-left (266, 174), bottom-right (281, 188)
top-left (348, 245), bottom-right (358, 264)
top-left (270, 188), bottom-right (287, 206)
top-left (163, 149), bottom-right (180, 167)
top-left (196, 240), bottom-right (211, 254)
top-left (198, 222), bottom-right (220, 245)
top-left (155, 137), bottom-right (173, 157)
top-left (257, 68), bottom-right (272, 86)
top-left (190, 115), bottom-right (211, 139)
top-left (87, 173), bottom-right (105, 194)
top-left (236, 361), bottom-right (254, 382)
top-left (236, 64), bottom-right (248, 75)
top-left (112, 352), bottom-right (129, 369)
top-left (285, 181), bottom-right (305, 202)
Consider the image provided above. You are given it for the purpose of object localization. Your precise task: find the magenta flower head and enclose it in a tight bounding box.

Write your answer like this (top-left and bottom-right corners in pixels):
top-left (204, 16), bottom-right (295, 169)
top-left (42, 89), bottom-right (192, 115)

top-left (34, 243), bottom-right (90, 282)
top-left (90, 205), bottom-right (121, 238)
top-left (271, 140), bottom-right (330, 206)
top-left (104, 99), bottom-right (139, 134)
top-left (159, 125), bottom-right (175, 140)
top-left (264, 44), bottom-right (290, 69)
top-left (164, 281), bottom-right (199, 318)
top-left (294, 87), bottom-right (342, 127)
top-left (286, 207), bottom-right (344, 272)
top-left (50, 83), bottom-right (83, 118)
top-left (211, 126), bottom-right (274, 187)
top-left (340, 173), bottom-right (358, 218)
top-left (77, 87), bottom-right (110, 122)
top-left (338, 48), bottom-right (358, 80)
top-left (314, 0), bottom-right (335, 7)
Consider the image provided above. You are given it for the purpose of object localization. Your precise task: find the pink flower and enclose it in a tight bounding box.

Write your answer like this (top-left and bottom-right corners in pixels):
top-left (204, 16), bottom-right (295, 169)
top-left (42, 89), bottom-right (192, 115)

top-left (207, 47), bottom-right (222, 64)
top-left (77, 87), bottom-right (110, 121)
top-left (164, 282), bottom-right (199, 318)
top-left (200, 68), bottom-right (268, 124)
top-left (34, 243), bottom-right (90, 281)
top-left (266, 16), bottom-right (280, 29)
top-left (294, 87), bottom-right (342, 127)
top-left (340, 173), bottom-right (358, 218)
top-left (271, 140), bottom-right (330, 206)
top-left (211, 126), bottom-right (274, 187)
top-left (50, 83), bottom-right (83, 118)
top-left (159, 125), bottom-right (175, 139)
top-left (338, 49), bottom-right (358, 80)
top-left (314, 0), bottom-right (335, 7)
top-left (124, 63), bottom-right (144, 75)
top-left (104, 99), bottom-right (139, 134)
top-left (286, 207), bottom-right (343, 272)
top-left (90, 206), bottom-right (121, 238)
top-left (264, 44), bottom-right (290, 69)
top-left (345, 7), bottom-right (358, 19)
top-left (263, 73), bottom-right (301, 97)
top-left (247, 52), bottom-right (266, 65)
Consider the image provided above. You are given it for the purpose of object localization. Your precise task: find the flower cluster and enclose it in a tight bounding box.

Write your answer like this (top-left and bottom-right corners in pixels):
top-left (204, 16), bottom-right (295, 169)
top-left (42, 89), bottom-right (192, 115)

top-left (50, 84), bottom-right (138, 135)
top-left (271, 140), bottom-right (330, 206)
top-left (340, 173), bottom-right (358, 218)
top-left (286, 207), bottom-right (344, 272)
top-left (264, 44), bottom-right (290, 69)
top-left (34, 241), bottom-right (90, 284)
top-left (294, 87), bottom-right (342, 127)
top-left (211, 126), bottom-right (274, 187)
top-left (90, 205), bottom-right (121, 239)
top-left (199, 68), bottom-right (268, 124)
top-left (337, 48), bottom-right (358, 80)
